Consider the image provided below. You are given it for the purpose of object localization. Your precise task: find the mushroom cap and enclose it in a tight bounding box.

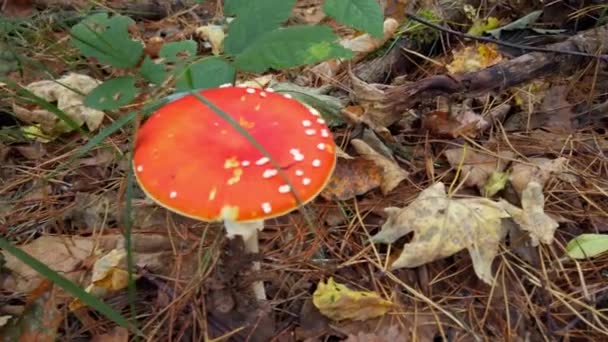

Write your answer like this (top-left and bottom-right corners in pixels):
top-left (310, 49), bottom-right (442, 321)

top-left (133, 86), bottom-right (337, 223)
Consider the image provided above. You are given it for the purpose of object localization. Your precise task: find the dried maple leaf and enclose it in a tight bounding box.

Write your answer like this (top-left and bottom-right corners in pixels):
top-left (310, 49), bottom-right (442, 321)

top-left (498, 182), bottom-right (558, 246)
top-left (371, 182), bottom-right (510, 284)
top-left (312, 277), bottom-right (393, 321)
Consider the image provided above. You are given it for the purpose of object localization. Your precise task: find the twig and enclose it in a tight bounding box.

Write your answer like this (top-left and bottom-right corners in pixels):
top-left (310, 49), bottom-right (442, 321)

top-left (404, 13), bottom-right (608, 61)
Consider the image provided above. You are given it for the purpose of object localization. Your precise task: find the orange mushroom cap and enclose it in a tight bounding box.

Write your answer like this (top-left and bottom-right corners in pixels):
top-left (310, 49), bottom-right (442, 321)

top-left (133, 86), bottom-right (337, 223)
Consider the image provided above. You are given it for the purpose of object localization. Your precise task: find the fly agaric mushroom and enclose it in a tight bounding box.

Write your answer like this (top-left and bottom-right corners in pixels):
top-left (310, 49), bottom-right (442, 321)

top-left (132, 86), bottom-right (336, 300)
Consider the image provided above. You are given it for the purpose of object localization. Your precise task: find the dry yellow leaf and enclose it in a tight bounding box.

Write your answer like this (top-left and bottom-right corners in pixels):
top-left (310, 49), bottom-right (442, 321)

top-left (371, 182), bottom-right (510, 284)
top-left (446, 43), bottom-right (503, 74)
top-left (312, 277), bottom-right (393, 321)
top-left (69, 248), bottom-right (131, 311)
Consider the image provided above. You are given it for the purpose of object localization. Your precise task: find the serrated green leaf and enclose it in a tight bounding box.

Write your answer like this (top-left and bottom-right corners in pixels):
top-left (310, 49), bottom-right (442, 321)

top-left (175, 57), bottom-right (235, 92)
top-left (139, 56), bottom-right (167, 84)
top-left (323, 0), bottom-right (384, 38)
top-left (224, 0), bottom-right (296, 55)
top-left (70, 13), bottom-right (143, 68)
top-left (566, 234), bottom-right (608, 259)
top-left (159, 40), bottom-right (198, 63)
top-left (84, 76), bottom-right (139, 110)
top-left (235, 25), bottom-right (353, 73)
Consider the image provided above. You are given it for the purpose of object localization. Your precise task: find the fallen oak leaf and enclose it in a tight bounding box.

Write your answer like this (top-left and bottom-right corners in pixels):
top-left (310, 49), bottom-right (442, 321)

top-left (321, 157), bottom-right (383, 201)
top-left (312, 277), bottom-right (393, 321)
top-left (371, 182), bottom-right (510, 284)
top-left (509, 157), bottom-right (569, 195)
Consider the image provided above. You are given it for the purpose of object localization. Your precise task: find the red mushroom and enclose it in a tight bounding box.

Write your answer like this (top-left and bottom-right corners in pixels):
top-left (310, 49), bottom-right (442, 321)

top-left (132, 86), bottom-right (337, 299)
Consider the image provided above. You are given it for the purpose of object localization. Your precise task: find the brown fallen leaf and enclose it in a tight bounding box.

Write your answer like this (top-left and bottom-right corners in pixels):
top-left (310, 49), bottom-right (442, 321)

top-left (371, 182), bottom-right (511, 284)
top-left (351, 139), bottom-right (408, 194)
top-left (348, 73), bottom-right (399, 129)
top-left (0, 233), bottom-right (183, 294)
top-left (0, 281), bottom-right (62, 342)
top-left (321, 157), bottom-right (384, 201)
top-left (312, 277), bottom-right (393, 321)
top-left (444, 147), bottom-right (514, 193)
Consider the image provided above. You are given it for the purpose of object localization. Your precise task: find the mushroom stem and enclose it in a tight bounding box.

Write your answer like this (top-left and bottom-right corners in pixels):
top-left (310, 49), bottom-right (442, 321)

top-left (224, 219), bottom-right (266, 300)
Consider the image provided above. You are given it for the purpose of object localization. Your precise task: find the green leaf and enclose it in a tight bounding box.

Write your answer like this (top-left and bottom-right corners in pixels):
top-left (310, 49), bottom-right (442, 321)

top-left (0, 237), bottom-right (134, 333)
top-left (84, 76), bottom-right (139, 111)
top-left (70, 13), bottom-right (143, 68)
top-left (223, 0), bottom-right (248, 16)
top-left (269, 82), bottom-right (345, 126)
top-left (235, 25), bottom-right (353, 73)
top-left (566, 234), bottom-right (608, 259)
top-left (140, 56), bottom-right (167, 84)
top-left (323, 0), bottom-right (384, 38)
top-left (175, 57), bottom-right (235, 92)
top-left (224, 0), bottom-right (296, 55)
top-left (159, 40), bottom-right (198, 63)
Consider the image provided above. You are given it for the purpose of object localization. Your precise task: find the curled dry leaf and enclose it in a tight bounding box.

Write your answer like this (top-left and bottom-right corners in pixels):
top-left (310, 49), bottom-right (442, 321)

top-left (312, 277), bottom-right (393, 321)
top-left (321, 157), bottom-right (383, 201)
top-left (444, 147), bottom-right (514, 193)
top-left (509, 157), bottom-right (568, 195)
top-left (11, 73), bottom-right (104, 136)
top-left (69, 248), bottom-right (131, 310)
top-left (348, 73), bottom-right (399, 129)
top-left (351, 139), bottom-right (407, 194)
top-left (498, 181), bottom-right (558, 246)
top-left (195, 24), bottom-right (225, 55)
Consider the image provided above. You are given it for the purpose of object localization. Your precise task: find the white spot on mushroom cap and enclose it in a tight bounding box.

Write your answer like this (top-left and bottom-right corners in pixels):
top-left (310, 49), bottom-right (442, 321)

top-left (312, 159), bottom-right (321, 167)
top-left (278, 185), bottom-right (291, 193)
top-left (295, 169), bottom-right (304, 176)
top-left (170, 191), bottom-right (178, 198)
top-left (136, 165), bottom-right (143, 172)
top-left (283, 93), bottom-right (292, 99)
top-left (262, 202), bottom-right (272, 213)
top-left (289, 148), bottom-right (304, 161)
top-left (256, 157), bottom-right (270, 165)
top-left (260, 92), bottom-right (267, 98)
top-left (219, 83), bottom-right (232, 88)
top-left (317, 118), bottom-right (326, 124)
top-left (263, 169), bottom-right (278, 178)
top-left (241, 160), bottom-right (251, 167)
top-left (266, 88), bottom-right (275, 92)
top-left (321, 129), bottom-right (329, 138)
top-left (246, 88), bottom-right (255, 94)
top-left (305, 129), bottom-right (316, 136)
top-left (317, 143), bottom-right (325, 150)
top-left (303, 178), bottom-right (311, 185)
top-left (309, 108), bottom-right (320, 116)
top-left (302, 120), bottom-right (312, 127)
